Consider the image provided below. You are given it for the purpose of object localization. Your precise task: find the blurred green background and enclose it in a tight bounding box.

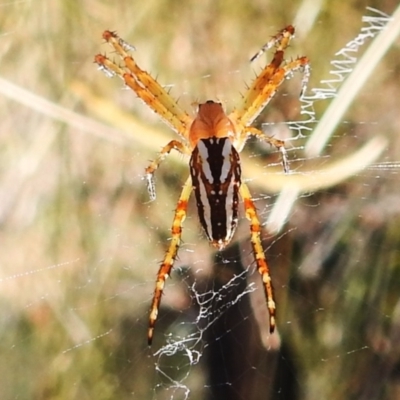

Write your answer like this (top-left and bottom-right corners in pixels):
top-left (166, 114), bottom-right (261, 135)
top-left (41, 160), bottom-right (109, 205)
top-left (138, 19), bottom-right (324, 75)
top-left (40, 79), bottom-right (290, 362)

top-left (0, 0), bottom-right (399, 399)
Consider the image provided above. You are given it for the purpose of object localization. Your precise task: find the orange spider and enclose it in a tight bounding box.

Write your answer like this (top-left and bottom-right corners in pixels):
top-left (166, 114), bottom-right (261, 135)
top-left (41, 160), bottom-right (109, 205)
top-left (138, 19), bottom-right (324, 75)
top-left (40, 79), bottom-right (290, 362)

top-left (95, 26), bottom-right (309, 345)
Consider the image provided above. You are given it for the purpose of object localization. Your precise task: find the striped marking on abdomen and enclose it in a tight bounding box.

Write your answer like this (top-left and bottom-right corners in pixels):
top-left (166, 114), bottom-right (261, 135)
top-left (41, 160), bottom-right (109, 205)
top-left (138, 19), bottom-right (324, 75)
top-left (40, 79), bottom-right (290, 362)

top-left (190, 137), bottom-right (241, 250)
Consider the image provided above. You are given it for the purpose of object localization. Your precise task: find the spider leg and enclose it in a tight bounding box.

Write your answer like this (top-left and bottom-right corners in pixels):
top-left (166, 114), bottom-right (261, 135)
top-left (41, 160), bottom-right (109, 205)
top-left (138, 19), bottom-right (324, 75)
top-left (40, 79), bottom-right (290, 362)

top-left (95, 31), bottom-right (192, 140)
top-left (239, 182), bottom-right (276, 333)
top-left (148, 176), bottom-right (193, 345)
top-left (233, 57), bottom-right (309, 130)
top-left (230, 25), bottom-right (309, 130)
top-left (145, 140), bottom-right (191, 201)
top-left (250, 25), bottom-right (295, 63)
top-left (244, 126), bottom-right (289, 173)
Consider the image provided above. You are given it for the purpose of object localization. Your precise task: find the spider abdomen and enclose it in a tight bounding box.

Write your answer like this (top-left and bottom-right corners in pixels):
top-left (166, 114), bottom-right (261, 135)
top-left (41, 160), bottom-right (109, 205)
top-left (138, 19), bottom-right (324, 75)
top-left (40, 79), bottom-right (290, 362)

top-left (190, 137), bottom-right (241, 250)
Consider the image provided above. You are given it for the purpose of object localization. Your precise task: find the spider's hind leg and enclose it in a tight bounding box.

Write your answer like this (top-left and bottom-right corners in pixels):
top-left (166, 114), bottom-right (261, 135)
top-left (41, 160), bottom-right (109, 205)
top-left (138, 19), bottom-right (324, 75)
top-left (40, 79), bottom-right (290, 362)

top-left (239, 182), bottom-right (276, 333)
top-left (148, 176), bottom-right (193, 345)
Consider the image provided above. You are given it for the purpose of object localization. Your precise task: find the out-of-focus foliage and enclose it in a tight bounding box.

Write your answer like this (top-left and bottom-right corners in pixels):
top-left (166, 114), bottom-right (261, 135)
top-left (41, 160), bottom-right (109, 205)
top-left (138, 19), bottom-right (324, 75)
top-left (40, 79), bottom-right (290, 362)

top-left (0, 0), bottom-right (399, 399)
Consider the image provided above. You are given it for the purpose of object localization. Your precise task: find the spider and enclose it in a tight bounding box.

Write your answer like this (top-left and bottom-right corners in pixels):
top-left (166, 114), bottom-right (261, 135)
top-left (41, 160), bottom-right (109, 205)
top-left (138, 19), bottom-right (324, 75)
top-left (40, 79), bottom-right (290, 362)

top-left (95, 26), bottom-right (309, 345)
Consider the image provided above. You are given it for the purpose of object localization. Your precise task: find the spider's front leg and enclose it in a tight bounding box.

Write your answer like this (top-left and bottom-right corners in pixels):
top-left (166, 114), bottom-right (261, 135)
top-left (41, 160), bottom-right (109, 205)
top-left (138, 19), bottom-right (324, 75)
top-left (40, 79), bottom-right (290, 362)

top-left (148, 176), bottom-right (193, 345)
top-left (145, 140), bottom-right (190, 200)
top-left (230, 26), bottom-right (310, 174)
top-left (239, 182), bottom-right (276, 333)
top-left (231, 25), bottom-right (309, 139)
top-left (95, 30), bottom-right (193, 140)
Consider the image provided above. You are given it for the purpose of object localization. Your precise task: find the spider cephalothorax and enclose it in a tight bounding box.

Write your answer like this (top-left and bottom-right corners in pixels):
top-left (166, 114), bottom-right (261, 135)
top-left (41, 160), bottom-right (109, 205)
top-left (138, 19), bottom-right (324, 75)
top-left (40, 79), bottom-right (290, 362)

top-left (95, 26), bottom-right (309, 344)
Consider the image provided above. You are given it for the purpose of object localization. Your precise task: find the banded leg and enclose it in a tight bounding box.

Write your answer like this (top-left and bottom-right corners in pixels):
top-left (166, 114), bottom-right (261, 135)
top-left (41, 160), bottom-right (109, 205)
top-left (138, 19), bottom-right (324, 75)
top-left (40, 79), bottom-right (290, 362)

top-left (234, 56), bottom-right (310, 129)
top-left (95, 31), bottom-right (192, 138)
top-left (148, 176), bottom-right (193, 345)
top-left (145, 140), bottom-right (190, 200)
top-left (239, 182), bottom-right (276, 333)
top-left (231, 26), bottom-right (309, 128)
top-left (250, 25), bottom-right (296, 63)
